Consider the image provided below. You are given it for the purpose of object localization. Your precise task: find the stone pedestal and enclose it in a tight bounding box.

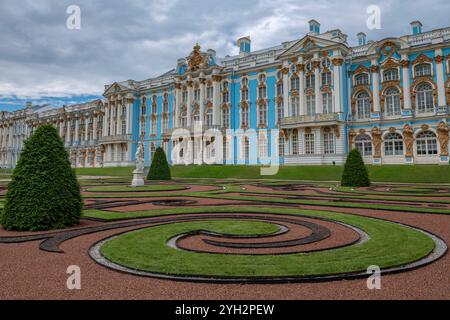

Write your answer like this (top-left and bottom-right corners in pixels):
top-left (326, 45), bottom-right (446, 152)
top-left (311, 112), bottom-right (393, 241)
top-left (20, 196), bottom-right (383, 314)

top-left (131, 169), bottom-right (145, 187)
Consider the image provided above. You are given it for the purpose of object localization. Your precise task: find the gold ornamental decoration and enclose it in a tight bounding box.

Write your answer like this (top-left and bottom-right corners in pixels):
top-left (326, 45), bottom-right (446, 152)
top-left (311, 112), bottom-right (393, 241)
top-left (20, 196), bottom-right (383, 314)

top-left (437, 122), bottom-right (449, 156)
top-left (403, 124), bottom-right (414, 157)
top-left (188, 44), bottom-right (206, 71)
top-left (371, 127), bottom-right (382, 158)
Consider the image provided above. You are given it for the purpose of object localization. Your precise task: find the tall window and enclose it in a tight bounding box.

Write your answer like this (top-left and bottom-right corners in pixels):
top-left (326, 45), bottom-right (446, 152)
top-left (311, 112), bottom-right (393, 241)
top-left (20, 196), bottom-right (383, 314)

top-left (416, 83), bottom-right (434, 113)
top-left (222, 91), bottom-right (229, 103)
top-left (152, 96), bottom-right (158, 114)
top-left (291, 76), bottom-right (299, 91)
top-left (385, 88), bottom-right (401, 116)
top-left (162, 116), bottom-right (169, 132)
top-left (321, 72), bottom-right (332, 86)
top-left (323, 132), bottom-right (335, 154)
top-left (241, 106), bottom-right (249, 127)
top-left (305, 133), bottom-right (315, 154)
top-left (322, 92), bottom-right (333, 114)
top-left (163, 96), bottom-right (169, 113)
top-left (193, 110), bottom-right (200, 123)
top-left (277, 82), bottom-right (283, 96)
top-left (242, 137), bottom-right (249, 161)
top-left (121, 120), bottom-right (126, 135)
top-left (416, 131), bottom-right (438, 155)
top-left (258, 134), bottom-right (268, 159)
top-left (182, 91), bottom-right (188, 103)
top-left (151, 118), bottom-right (157, 135)
top-left (383, 69), bottom-right (399, 81)
top-left (306, 95), bottom-right (315, 115)
top-left (258, 103), bottom-right (267, 126)
top-left (355, 73), bottom-right (369, 86)
top-left (414, 63), bottom-right (432, 77)
top-left (277, 102), bottom-right (283, 123)
top-left (205, 109), bottom-right (213, 127)
top-left (258, 85), bottom-right (267, 99)
top-left (141, 98), bottom-right (147, 116)
top-left (241, 87), bottom-right (249, 101)
top-left (222, 107), bottom-right (229, 128)
top-left (356, 91), bottom-right (371, 119)
top-left (181, 111), bottom-right (187, 127)
top-left (384, 133), bottom-right (403, 156)
top-left (355, 134), bottom-right (372, 156)
top-left (150, 144), bottom-right (156, 161)
top-left (194, 88), bottom-right (200, 101)
top-left (278, 134), bottom-right (285, 157)
top-left (291, 97), bottom-right (300, 116)
top-left (292, 131), bottom-right (298, 155)
top-left (206, 86), bottom-right (213, 99)
top-left (306, 74), bottom-right (315, 89)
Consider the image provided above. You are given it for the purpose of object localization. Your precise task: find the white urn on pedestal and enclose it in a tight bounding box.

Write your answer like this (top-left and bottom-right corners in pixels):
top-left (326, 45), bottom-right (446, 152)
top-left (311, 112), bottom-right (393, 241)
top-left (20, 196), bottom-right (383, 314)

top-left (131, 140), bottom-right (145, 187)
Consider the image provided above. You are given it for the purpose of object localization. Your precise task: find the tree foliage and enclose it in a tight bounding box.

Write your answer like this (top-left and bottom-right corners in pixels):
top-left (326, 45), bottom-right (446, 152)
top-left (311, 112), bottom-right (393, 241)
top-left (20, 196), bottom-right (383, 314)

top-left (147, 147), bottom-right (171, 180)
top-left (1, 125), bottom-right (82, 231)
top-left (341, 148), bottom-right (371, 187)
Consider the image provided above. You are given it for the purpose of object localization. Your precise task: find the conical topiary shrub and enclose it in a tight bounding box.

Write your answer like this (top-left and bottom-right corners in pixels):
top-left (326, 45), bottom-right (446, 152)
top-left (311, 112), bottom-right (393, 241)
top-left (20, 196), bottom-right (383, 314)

top-left (1, 125), bottom-right (82, 231)
top-left (147, 147), bottom-right (171, 180)
top-left (341, 148), bottom-right (370, 187)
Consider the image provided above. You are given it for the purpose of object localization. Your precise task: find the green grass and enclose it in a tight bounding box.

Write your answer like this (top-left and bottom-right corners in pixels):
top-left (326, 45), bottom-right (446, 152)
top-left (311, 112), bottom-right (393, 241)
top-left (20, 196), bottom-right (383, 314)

top-left (85, 185), bottom-right (186, 192)
top-left (76, 166), bottom-right (134, 177)
top-left (100, 207), bottom-right (434, 278)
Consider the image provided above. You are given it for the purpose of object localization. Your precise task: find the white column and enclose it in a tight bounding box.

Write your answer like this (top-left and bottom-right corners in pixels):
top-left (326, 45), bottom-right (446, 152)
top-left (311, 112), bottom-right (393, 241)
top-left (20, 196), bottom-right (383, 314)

top-left (74, 117), bottom-right (79, 143)
top-left (199, 79), bottom-right (206, 124)
top-left (66, 119), bottom-right (71, 144)
top-left (126, 98), bottom-right (133, 134)
top-left (187, 82), bottom-right (193, 127)
top-left (299, 66), bottom-right (305, 116)
top-left (212, 76), bottom-right (221, 126)
top-left (110, 103), bottom-right (116, 136)
top-left (103, 105), bottom-right (109, 137)
top-left (116, 102), bottom-right (122, 136)
top-left (175, 85), bottom-right (181, 127)
top-left (333, 59), bottom-right (343, 113)
top-left (282, 66), bottom-right (289, 117)
top-left (401, 56), bottom-right (412, 111)
top-left (93, 115), bottom-right (98, 141)
top-left (314, 60), bottom-right (322, 114)
top-left (85, 116), bottom-right (90, 142)
top-left (435, 49), bottom-right (446, 107)
top-left (371, 60), bottom-right (381, 113)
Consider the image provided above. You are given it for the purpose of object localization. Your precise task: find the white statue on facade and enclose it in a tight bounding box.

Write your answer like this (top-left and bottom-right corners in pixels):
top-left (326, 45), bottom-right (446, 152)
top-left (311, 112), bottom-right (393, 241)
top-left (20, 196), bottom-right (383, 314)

top-left (131, 140), bottom-right (145, 187)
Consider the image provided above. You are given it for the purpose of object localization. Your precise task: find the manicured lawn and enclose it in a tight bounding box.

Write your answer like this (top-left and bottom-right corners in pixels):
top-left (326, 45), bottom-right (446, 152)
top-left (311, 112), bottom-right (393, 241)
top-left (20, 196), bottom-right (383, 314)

top-left (76, 166), bottom-right (134, 177)
top-left (100, 207), bottom-right (434, 278)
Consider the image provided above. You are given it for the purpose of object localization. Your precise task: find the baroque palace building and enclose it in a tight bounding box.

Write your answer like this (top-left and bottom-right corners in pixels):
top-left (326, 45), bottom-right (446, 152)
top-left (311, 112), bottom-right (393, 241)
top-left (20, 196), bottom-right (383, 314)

top-left (1, 19), bottom-right (450, 168)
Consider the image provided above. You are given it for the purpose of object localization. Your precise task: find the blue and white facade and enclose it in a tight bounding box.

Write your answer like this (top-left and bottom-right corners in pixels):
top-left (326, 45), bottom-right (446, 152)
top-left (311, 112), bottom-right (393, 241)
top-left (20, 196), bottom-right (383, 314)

top-left (2, 20), bottom-right (450, 168)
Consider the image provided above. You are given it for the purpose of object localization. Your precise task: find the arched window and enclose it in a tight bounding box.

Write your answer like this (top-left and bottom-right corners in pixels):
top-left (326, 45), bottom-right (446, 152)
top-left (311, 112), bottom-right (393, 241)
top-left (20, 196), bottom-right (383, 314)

top-left (355, 73), bottom-right (369, 86)
top-left (384, 132), bottom-right (403, 156)
top-left (241, 105), bottom-right (249, 127)
top-left (152, 95), bottom-right (158, 114)
top-left (182, 90), bottom-right (188, 103)
top-left (414, 63), bottom-right (432, 77)
top-left (356, 91), bottom-right (371, 119)
top-left (193, 109), bottom-right (200, 123)
top-left (221, 107), bottom-right (229, 128)
top-left (355, 134), bottom-right (372, 156)
top-left (258, 103), bottom-right (267, 126)
top-left (205, 108), bottom-right (213, 127)
top-left (259, 74), bottom-right (266, 83)
top-left (416, 83), bottom-right (434, 113)
top-left (163, 94), bottom-right (169, 113)
top-left (141, 98), bottom-right (147, 116)
top-left (206, 85), bottom-right (213, 100)
top-left (385, 87), bottom-right (401, 116)
top-left (162, 115), bottom-right (169, 132)
top-left (242, 77), bottom-right (249, 87)
top-left (258, 134), bottom-right (268, 159)
top-left (258, 85), bottom-right (267, 99)
top-left (383, 69), bottom-right (399, 81)
top-left (416, 131), bottom-right (438, 155)
top-left (290, 75), bottom-right (299, 91)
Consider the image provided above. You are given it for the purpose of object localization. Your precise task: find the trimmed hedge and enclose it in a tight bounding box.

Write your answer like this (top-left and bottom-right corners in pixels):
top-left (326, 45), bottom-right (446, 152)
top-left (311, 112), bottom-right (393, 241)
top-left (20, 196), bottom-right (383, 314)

top-left (341, 149), bottom-right (371, 187)
top-left (1, 125), bottom-right (82, 231)
top-left (147, 147), bottom-right (171, 180)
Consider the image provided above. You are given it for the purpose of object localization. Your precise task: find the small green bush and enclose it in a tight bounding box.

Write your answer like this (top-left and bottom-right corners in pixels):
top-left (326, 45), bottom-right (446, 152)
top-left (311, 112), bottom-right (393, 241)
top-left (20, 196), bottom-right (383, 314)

top-left (147, 147), bottom-right (171, 180)
top-left (1, 125), bottom-right (82, 231)
top-left (341, 149), bottom-right (370, 187)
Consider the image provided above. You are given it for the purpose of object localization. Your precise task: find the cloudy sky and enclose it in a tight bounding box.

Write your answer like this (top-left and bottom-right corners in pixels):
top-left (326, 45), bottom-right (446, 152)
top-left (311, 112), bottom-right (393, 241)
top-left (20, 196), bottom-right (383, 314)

top-left (1, 0), bottom-right (449, 110)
